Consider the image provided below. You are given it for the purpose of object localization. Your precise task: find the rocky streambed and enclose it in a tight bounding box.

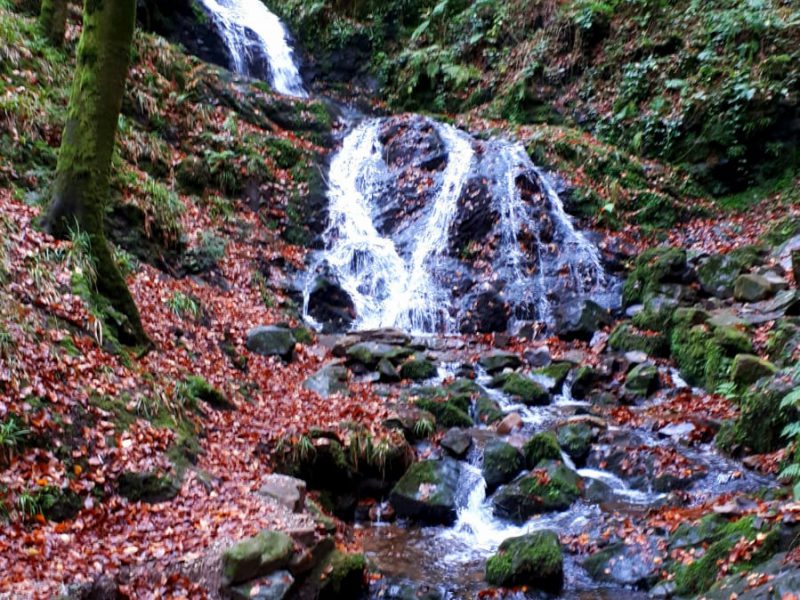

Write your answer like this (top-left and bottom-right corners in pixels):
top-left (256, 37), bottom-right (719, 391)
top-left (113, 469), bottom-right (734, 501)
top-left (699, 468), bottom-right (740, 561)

top-left (236, 236), bottom-right (800, 600)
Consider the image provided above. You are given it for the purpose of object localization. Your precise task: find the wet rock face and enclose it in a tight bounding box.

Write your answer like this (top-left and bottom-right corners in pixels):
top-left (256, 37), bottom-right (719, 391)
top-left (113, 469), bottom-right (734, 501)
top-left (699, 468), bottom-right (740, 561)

top-left (306, 273), bottom-right (357, 333)
top-left (375, 116), bottom-right (448, 241)
top-left (309, 114), bottom-right (613, 335)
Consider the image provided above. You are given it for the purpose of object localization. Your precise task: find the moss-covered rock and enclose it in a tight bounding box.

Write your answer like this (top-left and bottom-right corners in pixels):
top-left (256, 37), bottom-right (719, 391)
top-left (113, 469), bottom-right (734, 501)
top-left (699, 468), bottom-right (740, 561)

top-left (697, 248), bottom-right (762, 299)
top-left (727, 371), bottom-right (798, 454)
top-left (671, 516), bottom-right (780, 596)
top-left (346, 342), bottom-right (413, 368)
top-left (182, 375), bottom-right (234, 411)
top-left (475, 396), bottom-right (503, 425)
top-left (316, 551), bottom-right (367, 600)
top-left (500, 373), bottom-right (549, 406)
top-left (485, 530), bottom-right (563, 592)
top-left (246, 326), bottom-right (296, 361)
top-left (522, 432), bottom-right (562, 469)
top-left (583, 539), bottom-right (662, 589)
top-left (557, 423), bottom-right (594, 463)
top-left (624, 363), bottom-right (659, 397)
top-left (389, 459), bottom-right (462, 525)
top-left (492, 460), bottom-right (582, 523)
top-left (222, 530), bottom-right (294, 586)
top-left (117, 471), bottom-right (180, 504)
top-left (482, 439), bottom-right (524, 492)
top-left (631, 295), bottom-right (679, 332)
top-left (622, 248), bottom-right (687, 306)
top-left (571, 366), bottom-right (599, 400)
top-left (734, 273), bottom-right (774, 302)
top-left (478, 351), bottom-right (522, 374)
top-left (414, 397), bottom-right (472, 428)
top-left (532, 362), bottom-right (572, 393)
top-left (730, 354), bottom-right (778, 387)
top-left (608, 322), bottom-right (670, 358)
top-left (400, 358), bottom-right (437, 381)
top-left (767, 318), bottom-right (800, 367)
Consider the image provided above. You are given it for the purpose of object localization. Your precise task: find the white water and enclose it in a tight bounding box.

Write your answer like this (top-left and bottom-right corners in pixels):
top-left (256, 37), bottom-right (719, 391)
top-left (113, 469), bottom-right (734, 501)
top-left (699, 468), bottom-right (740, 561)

top-left (309, 119), bottom-right (475, 332)
top-left (308, 118), bottom-right (610, 334)
top-left (197, 0), bottom-right (307, 97)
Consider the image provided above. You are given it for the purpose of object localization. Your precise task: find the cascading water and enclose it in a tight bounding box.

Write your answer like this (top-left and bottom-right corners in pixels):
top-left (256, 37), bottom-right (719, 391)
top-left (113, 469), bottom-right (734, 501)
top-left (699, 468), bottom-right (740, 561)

top-left (305, 116), bottom-right (613, 335)
top-left (197, 0), bottom-right (307, 97)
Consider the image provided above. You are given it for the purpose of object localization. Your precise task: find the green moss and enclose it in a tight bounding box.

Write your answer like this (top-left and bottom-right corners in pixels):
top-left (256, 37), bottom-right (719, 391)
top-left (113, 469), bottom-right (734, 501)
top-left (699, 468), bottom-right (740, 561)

top-left (117, 471), bottom-right (180, 503)
top-left (486, 530), bottom-right (563, 590)
top-left (767, 319), bottom-right (800, 367)
top-left (672, 516), bottom-right (780, 596)
top-left (414, 398), bottom-right (472, 428)
top-left (533, 362), bottom-right (572, 390)
top-left (400, 358), bottom-right (437, 381)
top-left (609, 322), bottom-right (670, 357)
top-left (622, 248), bottom-right (687, 305)
top-left (475, 396), bottom-right (503, 425)
top-left (501, 373), bottom-right (549, 405)
top-left (522, 432), bottom-right (562, 469)
top-left (730, 372), bottom-right (797, 453)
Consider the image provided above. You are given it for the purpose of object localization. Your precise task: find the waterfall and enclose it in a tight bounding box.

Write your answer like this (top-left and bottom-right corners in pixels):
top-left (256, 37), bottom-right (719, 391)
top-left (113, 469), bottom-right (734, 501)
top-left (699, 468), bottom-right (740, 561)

top-left (197, 0), bottom-right (307, 97)
top-left (305, 116), bottom-right (612, 335)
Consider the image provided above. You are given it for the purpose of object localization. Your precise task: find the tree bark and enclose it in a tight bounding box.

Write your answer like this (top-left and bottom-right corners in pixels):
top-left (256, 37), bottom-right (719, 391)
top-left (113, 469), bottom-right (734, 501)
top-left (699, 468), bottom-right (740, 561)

top-left (43, 0), bottom-right (149, 346)
top-left (39, 0), bottom-right (67, 46)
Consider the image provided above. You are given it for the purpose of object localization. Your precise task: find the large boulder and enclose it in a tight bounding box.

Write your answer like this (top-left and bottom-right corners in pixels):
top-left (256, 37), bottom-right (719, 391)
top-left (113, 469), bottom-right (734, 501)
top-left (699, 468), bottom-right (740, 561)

top-left (306, 276), bottom-right (357, 333)
top-left (389, 459), bottom-right (462, 525)
top-left (557, 422), bottom-right (595, 464)
top-left (730, 354), bottom-right (778, 387)
top-left (583, 539), bottom-right (662, 589)
top-left (246, 326), bottom-right (296, 361)
top-left (492, 460), bottom-right (582, 523)
top-left (222, 530), bottom-right (294, 586)
top-left (478, 351), bottom-right (522, 374)
top-left (302, 363), bottom-right (349, 398)
top-left (485, 531), bottom-right (564, 592)
top-left (624, 363), bottom-right (659, 397)
top-left (553, 299), bottom-right (612, 341)
top-left (734, 273), bottom-right (774, 302)
top-left (697, 248), bottom-right (761, 299)
top-left (345, 342), bottom-right (414, 368)
top-left (482, 440), bottom-right (524, 492)
top-left (522, 432), bottom-right (562, 469)
top-left (228, 571), bottom-right (294, 600)
top-left (494, 372), bottom-right (550, 405)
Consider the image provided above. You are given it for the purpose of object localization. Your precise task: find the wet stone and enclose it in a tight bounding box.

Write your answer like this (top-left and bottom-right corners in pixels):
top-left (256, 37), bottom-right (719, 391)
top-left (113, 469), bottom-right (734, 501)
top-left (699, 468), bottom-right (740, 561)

top-left (440, 428), bottom-right (472, 458)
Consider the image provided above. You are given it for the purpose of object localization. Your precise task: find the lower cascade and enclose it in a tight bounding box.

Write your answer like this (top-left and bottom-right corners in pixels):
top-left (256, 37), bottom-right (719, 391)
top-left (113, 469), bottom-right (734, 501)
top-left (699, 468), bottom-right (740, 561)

top-left (304, 115), bottom-right (616, 335)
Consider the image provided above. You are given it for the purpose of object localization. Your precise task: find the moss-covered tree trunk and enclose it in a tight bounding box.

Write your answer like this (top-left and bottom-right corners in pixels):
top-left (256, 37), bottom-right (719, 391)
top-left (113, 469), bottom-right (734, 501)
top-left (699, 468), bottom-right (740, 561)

top-left (39, 0), bottom-right (67, 46)
top-left (43, 0), bottom-right (149, 346)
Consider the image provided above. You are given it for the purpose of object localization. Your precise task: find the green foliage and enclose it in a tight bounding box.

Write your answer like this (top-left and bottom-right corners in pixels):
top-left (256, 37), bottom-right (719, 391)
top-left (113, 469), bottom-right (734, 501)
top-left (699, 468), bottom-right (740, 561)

top-left (0, 414), bottom-right (29, 466)
top-left (779, 371), bottom-right (800, 495)
top-left (166, 291), bottom-right (202, 320)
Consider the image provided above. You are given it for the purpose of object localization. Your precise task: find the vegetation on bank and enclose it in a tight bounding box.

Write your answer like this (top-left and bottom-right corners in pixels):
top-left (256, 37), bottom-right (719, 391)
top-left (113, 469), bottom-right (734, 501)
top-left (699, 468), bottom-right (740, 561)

top-left (276, 0), bottom-right (799, 197)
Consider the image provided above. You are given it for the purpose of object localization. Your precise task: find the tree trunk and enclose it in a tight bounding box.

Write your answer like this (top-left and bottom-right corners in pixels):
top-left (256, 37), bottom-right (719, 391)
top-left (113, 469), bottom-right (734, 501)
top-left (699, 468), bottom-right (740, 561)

top-left (39, 0), bottom-right (67, 46)
top-left (43, 0), bottom-right (149, 346)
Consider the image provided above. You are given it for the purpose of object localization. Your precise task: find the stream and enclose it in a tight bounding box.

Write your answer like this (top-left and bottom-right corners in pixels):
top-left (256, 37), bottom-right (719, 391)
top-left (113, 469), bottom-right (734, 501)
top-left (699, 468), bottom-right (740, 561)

top-left (194, 3), bottom-right (775, 598)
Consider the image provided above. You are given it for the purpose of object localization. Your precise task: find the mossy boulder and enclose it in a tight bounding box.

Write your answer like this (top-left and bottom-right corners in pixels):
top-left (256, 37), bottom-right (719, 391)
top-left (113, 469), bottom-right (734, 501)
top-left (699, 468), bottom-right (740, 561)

top-left (485, 530), bottom-right (563, 592)
top-left (315, 551), bottom-right (367, 600)
top-left (557, 423), bottom-right (595, 463)
top-left (389, 459), bottom-right (462, 525)
top-left (726, 371), bottom-right (798, 454)
top-left (522, 432), bottom-right (562, 469)
top-left (117, 471), bottom-right (180, 504)
top-left (400, 358), bottom-right (437, 381)
top-left (571, 366), bottom-right (599, 400)
top-left (583, 539), bottom-right (662, 589)
top-left (767, 318), bottom-right (800, 367)
top-left (554, 299), bottom-right (612, 341)
top-left (622, 248), bottom-right (688, 305)
top-left (608, 322), bottom-right (669, 358)
top-left (414, 396), bottom-right (472, 429)
top-left (246, 326), bottom-right (296, 361)
top-left (492, 460), bottom-right (582, 523)
top-left (500, 373), bottom-right (549, 406)
top-left (624, 363), bottom-right (659, 397)
top-left (182, 375), bottom-right (234, 411)
top-left (475, 396), bottom-right (504, 425)
top-left (346, 342), bottom-right (413, 368)
top-left (303, 363), bottom-right (349, 398)
top-left (671, 309), bottom-right (753, 389)
top-left (730, 354), bottom-right (778, 387)
top-left (482, 439), bottom-right (524, 492)
top-left (631, 295), bottom-right (679, 331)
top-left (697, 248), bottom-right (761, 299)
top-left (478, 351), bottom-right (522, 374)
top-left (734, 273), bottom-right (774, 302)
top-left (222, 530), bottom-right (294, 585)
top-left (532, 362), bottom-right (572, 393)
top-left (671, 516), bottom-right (780, 596)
